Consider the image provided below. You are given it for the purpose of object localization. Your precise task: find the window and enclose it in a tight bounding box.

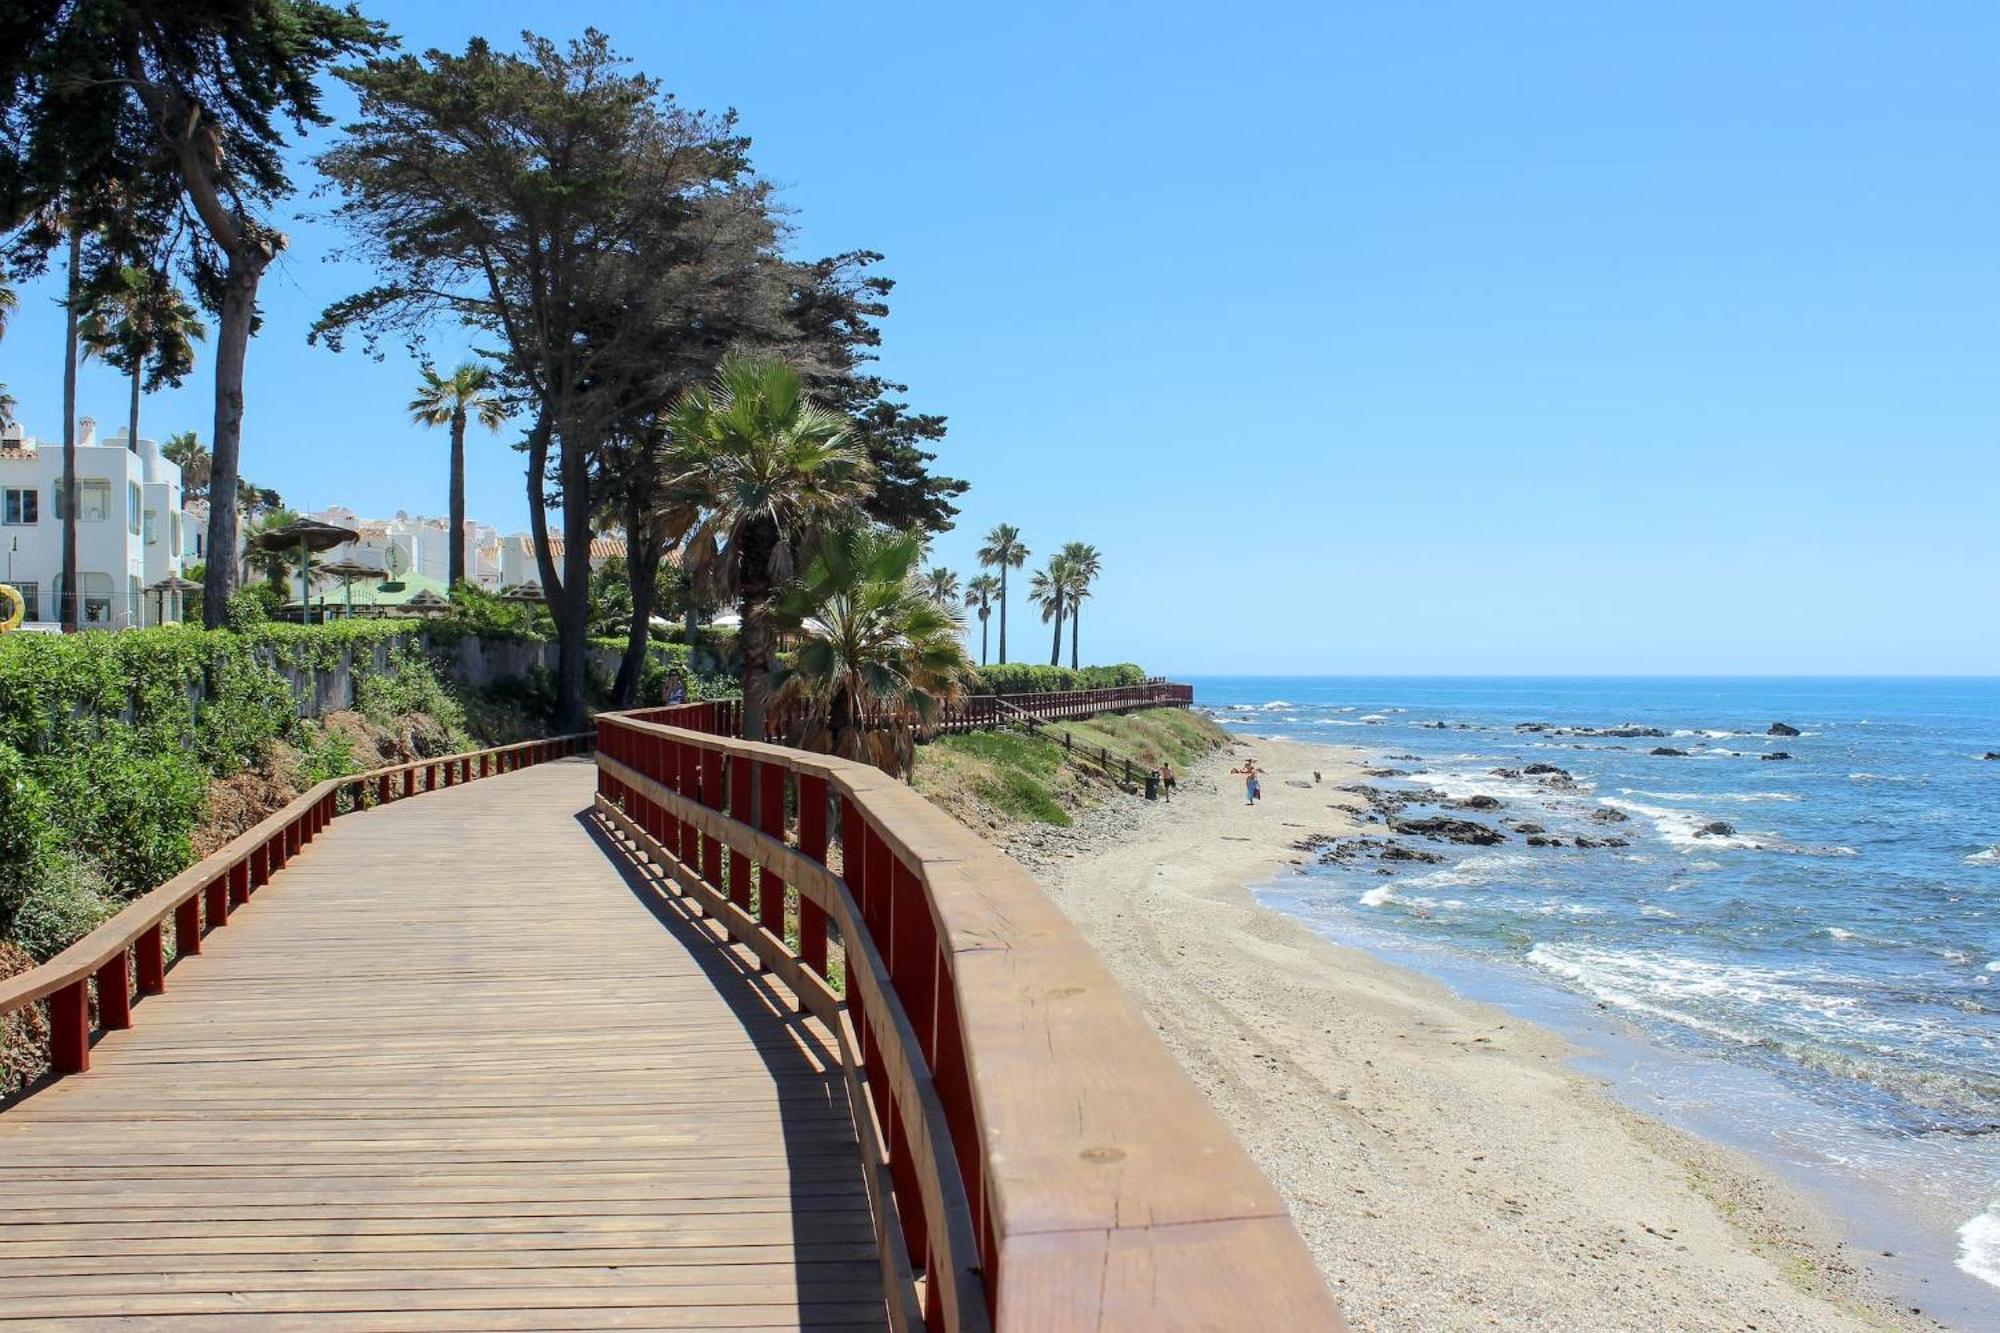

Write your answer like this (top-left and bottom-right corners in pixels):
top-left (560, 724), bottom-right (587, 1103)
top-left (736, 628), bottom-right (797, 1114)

top-left (11, 581), bottom-right (38, 622)
top-left (129, 482), bottom-right (142, 535)
top-left (53, 572), bottom-right (115, 625)
top-left (54, 478), bottom-right (111, 522)
top-left (144, 508), bottom-right (159, 545)
top-left (2, 487), bottom-right (36, 525)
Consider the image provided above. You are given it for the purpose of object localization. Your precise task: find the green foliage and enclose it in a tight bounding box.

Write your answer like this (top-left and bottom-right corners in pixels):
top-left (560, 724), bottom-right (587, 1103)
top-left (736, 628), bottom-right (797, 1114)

top-left (446, 583), bottom-right (551, 639)
top-left (970, 662), bottom-right (1147, 694)
top-left (354, 642), bottom-right (466, 747)
top-left (7, 853), bottom-right (117, 964)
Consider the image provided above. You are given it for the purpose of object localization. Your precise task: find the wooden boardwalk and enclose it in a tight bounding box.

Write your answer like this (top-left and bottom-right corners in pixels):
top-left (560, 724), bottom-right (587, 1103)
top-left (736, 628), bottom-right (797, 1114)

top-left (0, 759), bottom-right (886, 1330)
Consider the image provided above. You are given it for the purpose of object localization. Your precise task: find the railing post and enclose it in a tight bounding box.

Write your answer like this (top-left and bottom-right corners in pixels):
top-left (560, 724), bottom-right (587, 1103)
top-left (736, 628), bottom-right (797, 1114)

top-left (798, 776), bottom-right (830, 975)
top-left (136, 923), bottom-right (166, 994)
top-left (204, 875), bottom-right (229, 929)
top-left (728, 755), bottom-right (752, 909)
top-left (49, 979), bottom-right (89, 1074)
top-left (378, 772), bottom-right (391, 805)
top-left (756, 760), bottom-right (786, 944)
top-left (175, 895), bottom-right (201, 957)
top-left (700, 745), bottom-right (723, 889)
top-left (97, 950), bottom-right (131, 1030)
top-left (229, 861), bottom-right (250, 906)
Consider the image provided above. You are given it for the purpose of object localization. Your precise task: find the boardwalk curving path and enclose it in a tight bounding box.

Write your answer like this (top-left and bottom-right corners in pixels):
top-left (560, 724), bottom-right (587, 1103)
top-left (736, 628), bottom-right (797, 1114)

top-left (0, 759), bottom-right (886, 1330)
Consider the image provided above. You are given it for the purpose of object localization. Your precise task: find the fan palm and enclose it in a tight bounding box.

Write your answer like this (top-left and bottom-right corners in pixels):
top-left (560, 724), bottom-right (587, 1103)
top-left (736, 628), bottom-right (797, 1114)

top-left (409, 362), bottom-right (505, 588)
top-left (963, 573), bottom-right (1000, 666)
top-left (921, 566), bottom-right (960, 609)
top-left (1029, 554), bottom-right (1074, 667)
top-left (976, 523), bottom-right (1029, 664)
top-left (777, 527), bottom-right (971, 776)
top-left (669, 356), bottom-right (874, 741)
top-left (1058, 542), bottom-right (1101, 669)
top-left (162, 432), bottom-right (211, 501)
top-left (78, 264), bottom-right (206, 450)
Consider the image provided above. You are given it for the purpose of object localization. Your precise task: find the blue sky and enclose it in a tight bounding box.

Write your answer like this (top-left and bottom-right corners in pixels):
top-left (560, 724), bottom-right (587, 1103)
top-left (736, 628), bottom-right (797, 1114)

top-left (3, 3), bottom-right (1995, 674)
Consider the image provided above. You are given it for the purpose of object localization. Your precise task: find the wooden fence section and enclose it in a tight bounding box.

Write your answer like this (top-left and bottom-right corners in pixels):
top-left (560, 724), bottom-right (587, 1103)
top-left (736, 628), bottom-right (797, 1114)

top-left (651, 680), bottom-right (1194, 747)
top-left (0, 732), bottom-right (592, 1086)
top-left (595, 712), bottom-right (1342, 1332)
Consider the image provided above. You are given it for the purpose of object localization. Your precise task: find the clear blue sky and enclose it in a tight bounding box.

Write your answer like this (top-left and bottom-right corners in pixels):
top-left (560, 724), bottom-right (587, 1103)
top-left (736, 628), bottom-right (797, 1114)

top-left (3, 3), bottom-right (1995, 674)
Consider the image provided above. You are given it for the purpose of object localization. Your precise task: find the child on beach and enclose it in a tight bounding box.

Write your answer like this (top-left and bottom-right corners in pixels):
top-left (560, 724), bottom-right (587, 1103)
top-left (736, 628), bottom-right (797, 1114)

top-left (1229, 760), bottom-right (1262, 805)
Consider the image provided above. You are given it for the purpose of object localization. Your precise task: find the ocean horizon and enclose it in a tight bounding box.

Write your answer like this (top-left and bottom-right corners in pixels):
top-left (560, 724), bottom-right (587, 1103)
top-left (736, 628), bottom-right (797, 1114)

top-left (1184, 674), bottom-right (1999, 1326)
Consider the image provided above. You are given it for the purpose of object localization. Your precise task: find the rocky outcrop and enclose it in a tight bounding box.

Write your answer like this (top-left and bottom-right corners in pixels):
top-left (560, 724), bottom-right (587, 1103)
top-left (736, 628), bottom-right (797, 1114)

top-left (1452, 794), bottom-right (1502, 811)
top-left (1768, 722), bottom-right (1801, 737)
top-left (1651, 747), bottom-right (1689, 757)
top-left (1393, 816), bottom-right (1506, 846)
top-left (1693, 821), bottom-right (1736, 838)
top-left (1512, 822), bottom-right (1545, 834)
top-left (1525, 834), bottom-right (1565, 847)
top-left (1590, 807), bottom-right (1630, 823)
top-left (1380, 844), bottom-right (1446, 864)
top-left (1762, 751), bottom-right (1792, 762)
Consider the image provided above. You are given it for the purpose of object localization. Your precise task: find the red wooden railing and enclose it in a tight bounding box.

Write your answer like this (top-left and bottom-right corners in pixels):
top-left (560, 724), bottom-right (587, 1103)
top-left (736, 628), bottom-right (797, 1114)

top-left (0, 732), bottom-right (593, 1087)
top-left (593, 706), bottom-right (1339, 1332)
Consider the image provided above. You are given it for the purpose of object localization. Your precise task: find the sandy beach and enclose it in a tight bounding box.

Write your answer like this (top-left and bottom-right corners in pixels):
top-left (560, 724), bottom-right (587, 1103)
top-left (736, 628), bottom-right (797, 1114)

top-left (1002, 733), bottom-right (1922, 1332)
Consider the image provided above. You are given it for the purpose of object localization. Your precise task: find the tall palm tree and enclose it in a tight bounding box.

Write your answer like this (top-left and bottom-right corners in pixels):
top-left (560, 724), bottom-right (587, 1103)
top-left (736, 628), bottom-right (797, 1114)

top-left (921, 566), bottom-right (960, 609)
top-left (976, 523), bottom-right (1028, 664)
top-left (964, 573), bottom-right (1000, 666)
top-left (669, 356), bottom-right (874, 741)
top-left (77, 263), bottom-right (206, 449)
top-left (408, 362), bottom-right (505, 588)
top-left (1029, 554), bottom-right (1073, 667)
top-left (162, 431), bottom-right (211, 501)
top-left (1058, 542), bottom-right (1102, 669)
top-left (776, 527), bottom-right (971, 776)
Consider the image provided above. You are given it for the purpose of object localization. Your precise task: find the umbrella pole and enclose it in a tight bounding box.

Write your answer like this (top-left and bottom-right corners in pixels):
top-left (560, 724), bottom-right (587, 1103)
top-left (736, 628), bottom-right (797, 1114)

top-left (299, 536), bottom-right (310, 625)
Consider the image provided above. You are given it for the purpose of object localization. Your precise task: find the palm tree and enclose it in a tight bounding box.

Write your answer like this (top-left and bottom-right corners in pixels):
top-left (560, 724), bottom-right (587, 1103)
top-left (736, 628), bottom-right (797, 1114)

top-left (162, 431), bottom-right (211, 501)
top-left (921, 566), bottom-right (960, 609)
top-left (408, 362), bottom-right (505, 588)
top-left (964, 573), bottom-right (1000, 666)
top-left (1029, 554), bottom-right (1073, 667)
top-left (77, 263), bottom-right (206, 449)
top-left (669, 356), bottom-right (874, 741)
top-left (777, 527), bottom-right (971, 775)
top-left (976, 523), bottom-right (1028, 664)
top-left (1058, 542), bottom-right (1102, 669)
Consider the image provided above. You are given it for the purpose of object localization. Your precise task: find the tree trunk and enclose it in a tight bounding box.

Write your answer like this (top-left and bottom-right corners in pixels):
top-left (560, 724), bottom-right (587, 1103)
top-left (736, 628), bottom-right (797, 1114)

top-left (997, 567), bottom-right (1008, 664)
top-left (1049, 590), bottom-right (1063, 666)
top-left (127, 362), bottom-right (141, 453)
top-left (553, 418), bottom-right (593, 731)
top-left (200, 255), bottom-right (262, 629)
top-left (614, 505), bottom-right (662, 708)
top-left (60, 225), bottom-right (80, 632)
top-left (980, 612), bottom-right (989, 666)
top-left (447, 406), bottom-right (466, 589)
top-left (738, 517), bottom-right (778, 742)
top-left (1071, 604), bottom-right (1080, 670)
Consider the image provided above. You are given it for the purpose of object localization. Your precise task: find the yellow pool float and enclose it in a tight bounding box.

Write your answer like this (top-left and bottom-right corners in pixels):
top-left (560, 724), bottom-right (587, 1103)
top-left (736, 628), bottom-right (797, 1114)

top-left (0, 584), bottom-right (22, 633)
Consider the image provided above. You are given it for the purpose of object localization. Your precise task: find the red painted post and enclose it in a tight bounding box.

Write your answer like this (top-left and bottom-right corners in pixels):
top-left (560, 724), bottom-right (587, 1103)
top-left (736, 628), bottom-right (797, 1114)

top-left (700, 745), bottom-right (723, 889)
top-left (678, 741), bottom-right (701, 870)
top-left (205, 876), bottom-right (229, 929)
top-left (757, 761), bottom-right (786, 941)
top-left (377, 772), bottom-right (391, 805)
top-left (49, 979), bottom-right (89, 1074)
top-left (97, 951), bottom-right (131, 1030)
top-left (175, 896), bottom-right (201, 956)
top-left (229, 861), bottom-right (249, 907)
top-left (798, 777), bottom-right (830, 975)
top-left (728, 756), bottom-right (752, 909)
top-left (250, 844), bottom-right (268, 889)
top-left (136, 923), bottom-right (166, 994)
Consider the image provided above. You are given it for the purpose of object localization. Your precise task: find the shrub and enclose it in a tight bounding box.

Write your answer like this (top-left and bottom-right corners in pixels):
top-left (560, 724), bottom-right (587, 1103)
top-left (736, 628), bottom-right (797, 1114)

top-left (970, 662), bottom-right (1147, 695)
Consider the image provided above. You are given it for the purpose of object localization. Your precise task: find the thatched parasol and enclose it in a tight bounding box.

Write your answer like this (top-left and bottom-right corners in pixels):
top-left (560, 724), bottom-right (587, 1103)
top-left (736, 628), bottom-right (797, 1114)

top-left (315, 555), bottom-right (380, 618)
top-left (248, 518), bottom-right (358, 624)
top-left (145, 573), bottom-right (202, 626)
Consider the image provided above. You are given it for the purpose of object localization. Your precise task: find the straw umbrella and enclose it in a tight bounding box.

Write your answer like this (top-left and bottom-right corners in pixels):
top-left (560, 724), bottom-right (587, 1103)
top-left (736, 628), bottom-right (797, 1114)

top-left (316, 555), bottom-right (379, 620)
top-left (145, 573), bottom-right (201, 626)
top-left (246, 518), bottom-right (358, 624)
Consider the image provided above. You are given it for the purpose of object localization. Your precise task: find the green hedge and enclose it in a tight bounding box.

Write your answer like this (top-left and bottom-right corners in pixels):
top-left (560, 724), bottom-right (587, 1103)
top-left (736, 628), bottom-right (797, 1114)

top-left (970, 663), bottom-right (1148, 695)
top-left (0, 622), bottom-right (464, 960)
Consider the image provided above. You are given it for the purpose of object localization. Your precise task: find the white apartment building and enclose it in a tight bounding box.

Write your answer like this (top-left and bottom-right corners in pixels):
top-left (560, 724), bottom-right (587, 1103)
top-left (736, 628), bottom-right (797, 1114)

top-left (307, 507), bottom-right (505, 594)
top-left (0, 418), bottom-right (196, 629)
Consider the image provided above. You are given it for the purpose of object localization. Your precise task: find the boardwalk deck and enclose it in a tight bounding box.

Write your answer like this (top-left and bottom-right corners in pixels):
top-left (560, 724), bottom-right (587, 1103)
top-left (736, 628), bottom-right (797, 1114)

top-left (0, 759), bottom-right (887, 1330)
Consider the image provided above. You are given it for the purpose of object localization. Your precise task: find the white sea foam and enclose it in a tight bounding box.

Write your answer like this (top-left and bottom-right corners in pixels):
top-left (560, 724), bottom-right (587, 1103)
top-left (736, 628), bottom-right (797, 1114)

top-left (1967, 846), bottom-right (2000, 865)
top-left (1600, 797), bottom-right (1763, 851)
top-left (1358, 885), bottom-right (1397, 908)
top-left (1958, 1206), bottom-right (2000, 1290)
top-left (1987, 961), bottom-right (2000, 974)
top-left (1822, 927), bottom-right (1858, 941)
top-left (1639, 904), bottom-right (1677, 919)
top-left (1619, 788), bottom-right (1801, 804)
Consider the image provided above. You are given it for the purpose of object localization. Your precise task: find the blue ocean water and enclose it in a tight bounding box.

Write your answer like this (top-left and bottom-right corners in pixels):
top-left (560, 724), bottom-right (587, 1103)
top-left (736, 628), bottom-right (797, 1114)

top-left (1189, 676), bottom-right (1999, 1322)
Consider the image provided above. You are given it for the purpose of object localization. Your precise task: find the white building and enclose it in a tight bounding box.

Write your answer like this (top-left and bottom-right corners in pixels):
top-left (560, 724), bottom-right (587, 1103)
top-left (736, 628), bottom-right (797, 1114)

top-left (0, 418), bottom-right (196, 628)
top-left (307, 508), bottom-right (506, 593)
top-left (497, 532), bottom-right (630, 588)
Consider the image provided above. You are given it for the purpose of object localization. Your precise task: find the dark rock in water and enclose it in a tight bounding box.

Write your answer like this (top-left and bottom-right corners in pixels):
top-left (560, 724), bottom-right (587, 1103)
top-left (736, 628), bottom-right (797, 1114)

top-left (1768, 721), bottom-right (1801, 737)
top-left (1516, 722), bottom-right (1553, 733)
top-left (1453, 794), bottom-right (1502, 810)
top-left (1603, 837), bottom-right (1630, 848)
top-left (1392, 816), bottom-right (1507, 846)
top-left (1523, 763), bottom-right (1569, 777)
top-left (1592, 725), bottom-right (1668, 739)
top-left (1490, 767), bottom-right (1523, 780)
top-left (1419, 721), bottom-right (1452, 730)
top-left (1693, 821), bottom-right (1736, 838)
top-left (1388, 753), bottom-right (1422, 761)
top-left (1362, 767), bottom-right (1409, 778)
top-left (1590, 807), bottom-right (1630, 824)
top-left (1762, 751), bottom-right (1792, 762)
top-left (1525, 834), bottom-right (1566, 848)
top-left (1574, 836), bottom-right (1605, 849)
top-left (1293, 832), bottom-right (1343, 852)
top-left (1651, 747), bottom-right (1690, 757)
top-left (1380, 844), bottom-right (1446, 864)
top-left (1983, 752), bottom-right (2000, 761)
top-left (1512, 822), bottom-right (1546, 835)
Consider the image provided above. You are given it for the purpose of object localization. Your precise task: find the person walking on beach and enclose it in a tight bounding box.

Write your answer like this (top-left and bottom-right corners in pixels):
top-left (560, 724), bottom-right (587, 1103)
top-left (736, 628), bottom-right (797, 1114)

top-left (1229, 759), bottom-right (1262, 805)
top-left (1161, 760), bottom-right (1176, 802)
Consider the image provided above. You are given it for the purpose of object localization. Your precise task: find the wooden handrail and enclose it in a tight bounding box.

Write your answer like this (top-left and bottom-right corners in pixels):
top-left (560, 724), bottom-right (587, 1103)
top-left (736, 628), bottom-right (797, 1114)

top-left (0, 730), bottom-right (594, 1078)
top-left (593, 711), bottom-right (1342, 1331)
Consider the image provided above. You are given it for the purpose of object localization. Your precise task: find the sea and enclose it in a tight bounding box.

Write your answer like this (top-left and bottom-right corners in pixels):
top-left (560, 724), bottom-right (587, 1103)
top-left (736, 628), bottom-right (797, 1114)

top-left (1189, 676), bottom-right (1999, 1327)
